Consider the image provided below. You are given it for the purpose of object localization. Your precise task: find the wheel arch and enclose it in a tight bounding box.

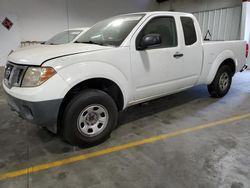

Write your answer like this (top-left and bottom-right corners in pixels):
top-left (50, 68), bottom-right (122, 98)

top-left (207, 50), bottom-right (237, 84)
top-left (57, 77), bottom-right (125, 132)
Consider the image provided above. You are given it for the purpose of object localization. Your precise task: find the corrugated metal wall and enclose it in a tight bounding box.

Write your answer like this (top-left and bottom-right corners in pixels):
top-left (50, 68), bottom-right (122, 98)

top-left (193, 6), bottom-right (242, 41)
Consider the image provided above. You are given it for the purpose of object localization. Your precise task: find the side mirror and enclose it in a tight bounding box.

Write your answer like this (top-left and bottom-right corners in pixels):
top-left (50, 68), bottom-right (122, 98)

top-left (138, 34), bottom-right (162, 50)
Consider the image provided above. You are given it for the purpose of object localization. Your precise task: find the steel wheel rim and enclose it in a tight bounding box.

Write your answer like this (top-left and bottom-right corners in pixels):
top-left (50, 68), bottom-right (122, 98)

top-left (219, 72), bottom-right (229, 91)
top-left (77, 104), bottom-right (109, 137)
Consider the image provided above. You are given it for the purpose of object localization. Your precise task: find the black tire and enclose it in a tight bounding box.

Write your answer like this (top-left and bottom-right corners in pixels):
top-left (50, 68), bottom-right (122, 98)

top-left (61, 89), bottom-right (118, 146)
top-left (208, 65), bottom-right (233, 98)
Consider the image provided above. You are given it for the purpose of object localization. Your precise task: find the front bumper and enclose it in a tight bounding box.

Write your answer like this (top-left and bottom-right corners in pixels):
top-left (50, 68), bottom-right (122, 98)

top-left (4, 91), bottom-right (62, 133)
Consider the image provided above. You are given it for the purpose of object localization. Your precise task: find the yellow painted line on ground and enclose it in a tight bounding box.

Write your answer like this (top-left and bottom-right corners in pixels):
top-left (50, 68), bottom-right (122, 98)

top-left (1, 113), bottom-right (250, 181)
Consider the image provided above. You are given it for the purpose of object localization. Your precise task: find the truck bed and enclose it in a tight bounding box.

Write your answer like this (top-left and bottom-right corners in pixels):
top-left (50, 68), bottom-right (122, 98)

top-left (198, 40), bottom-right (246, 84)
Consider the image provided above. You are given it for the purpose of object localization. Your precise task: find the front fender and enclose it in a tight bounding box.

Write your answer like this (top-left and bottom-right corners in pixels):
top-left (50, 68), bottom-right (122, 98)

top-left (207, 50), bottom-right (237, 84)
top-left (56, 61), bottom-right (130, 108)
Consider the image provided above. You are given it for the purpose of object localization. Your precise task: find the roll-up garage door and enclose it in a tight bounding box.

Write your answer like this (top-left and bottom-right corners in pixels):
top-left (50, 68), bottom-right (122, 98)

top-left (193, 6), bottom-right (242, 41)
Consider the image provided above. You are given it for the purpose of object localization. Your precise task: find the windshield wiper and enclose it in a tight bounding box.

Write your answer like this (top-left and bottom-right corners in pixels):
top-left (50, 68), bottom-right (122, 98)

top-left (43, 42), bottom-right (56, 45)
top-left (75, 40), bottom-right (104, 46)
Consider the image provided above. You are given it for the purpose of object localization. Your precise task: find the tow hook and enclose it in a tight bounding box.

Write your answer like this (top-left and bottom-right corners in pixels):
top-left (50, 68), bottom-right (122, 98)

top-left (240, 64), bottom-right (248, 72)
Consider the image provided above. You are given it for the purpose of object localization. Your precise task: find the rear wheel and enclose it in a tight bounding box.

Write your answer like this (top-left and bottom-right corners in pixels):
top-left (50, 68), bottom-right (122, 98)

top-left (61, 89), bottom-right (118, 146)
top-left (208, 65), bottom-right (233, 98)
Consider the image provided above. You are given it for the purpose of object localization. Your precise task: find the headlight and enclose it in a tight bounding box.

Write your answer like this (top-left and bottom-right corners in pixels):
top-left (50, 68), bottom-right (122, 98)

top-left (22, 67), bottom-right (56, 87)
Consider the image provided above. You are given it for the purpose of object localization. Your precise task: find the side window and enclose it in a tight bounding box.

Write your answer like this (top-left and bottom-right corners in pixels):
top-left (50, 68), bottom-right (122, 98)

top-left (181, 17), bottom-right (197, 45)
top-left (137, 17), bottom-right (177, 49)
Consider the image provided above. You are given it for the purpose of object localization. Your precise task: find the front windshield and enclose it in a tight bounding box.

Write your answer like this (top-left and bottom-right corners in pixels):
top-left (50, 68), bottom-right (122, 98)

top-left (45, 30), bottom-right (82, 45)
top-left (76, 14), bottom-right (145, 47)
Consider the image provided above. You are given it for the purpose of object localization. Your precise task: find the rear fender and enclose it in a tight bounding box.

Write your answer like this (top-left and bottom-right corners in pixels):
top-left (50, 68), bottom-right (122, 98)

top-left (207, 50), bottom-right (237, 84)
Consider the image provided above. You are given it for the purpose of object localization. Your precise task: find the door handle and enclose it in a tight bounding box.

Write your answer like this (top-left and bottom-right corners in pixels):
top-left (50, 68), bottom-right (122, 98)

top-left (173, 52), bottom-right (184, 58)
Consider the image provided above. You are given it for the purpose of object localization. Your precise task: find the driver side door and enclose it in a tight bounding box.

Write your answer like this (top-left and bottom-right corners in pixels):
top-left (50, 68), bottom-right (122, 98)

top-left (130, 16), bottom-right (187, 101)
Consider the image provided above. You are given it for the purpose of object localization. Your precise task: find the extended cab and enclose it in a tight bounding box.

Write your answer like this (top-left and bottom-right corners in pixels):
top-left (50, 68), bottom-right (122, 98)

top-left (3, 12), bottom-right (248, 146)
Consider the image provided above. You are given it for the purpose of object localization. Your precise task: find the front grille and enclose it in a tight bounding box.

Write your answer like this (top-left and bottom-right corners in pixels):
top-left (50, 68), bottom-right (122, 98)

top-left (4, 62), bottom-right (27, 88)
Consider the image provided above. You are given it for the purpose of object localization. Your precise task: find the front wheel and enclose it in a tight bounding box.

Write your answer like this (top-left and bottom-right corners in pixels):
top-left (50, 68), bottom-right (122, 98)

top-left (208, 65), bottom-right (233, 98)
top-left (61, 89), bottom-right (118, 146)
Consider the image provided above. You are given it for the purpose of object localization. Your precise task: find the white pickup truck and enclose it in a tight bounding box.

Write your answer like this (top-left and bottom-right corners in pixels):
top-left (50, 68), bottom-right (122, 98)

top-left (3, 12), bottom-right (248, 146)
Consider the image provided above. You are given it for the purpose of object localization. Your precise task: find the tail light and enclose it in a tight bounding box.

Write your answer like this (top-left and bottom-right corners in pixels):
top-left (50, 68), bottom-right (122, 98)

top-left (246, 43), bottom-right (249, 58)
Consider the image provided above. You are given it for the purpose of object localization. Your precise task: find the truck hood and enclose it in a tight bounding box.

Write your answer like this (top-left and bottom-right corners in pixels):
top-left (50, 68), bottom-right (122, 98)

top-left (8, 43), bottom-right (112, 66)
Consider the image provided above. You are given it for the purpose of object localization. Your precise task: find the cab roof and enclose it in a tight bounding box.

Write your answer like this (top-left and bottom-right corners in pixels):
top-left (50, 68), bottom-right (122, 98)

top-left (122, 11), bottom-right (193, 17)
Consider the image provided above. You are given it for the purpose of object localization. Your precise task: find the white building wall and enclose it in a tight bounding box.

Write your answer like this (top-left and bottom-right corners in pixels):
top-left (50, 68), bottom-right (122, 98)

top-left (241, 2), bottom-right (250, 66)
top-left (0, 15), bottom-right (21, 66)
top-left (67, 0), bottom-right (159, 30)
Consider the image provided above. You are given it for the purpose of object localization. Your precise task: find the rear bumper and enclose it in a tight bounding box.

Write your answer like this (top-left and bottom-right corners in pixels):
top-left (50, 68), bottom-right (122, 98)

top-left (4, 91), bottom-right (62, 133)
top-left (240, 64), bottom-right (248, 72)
